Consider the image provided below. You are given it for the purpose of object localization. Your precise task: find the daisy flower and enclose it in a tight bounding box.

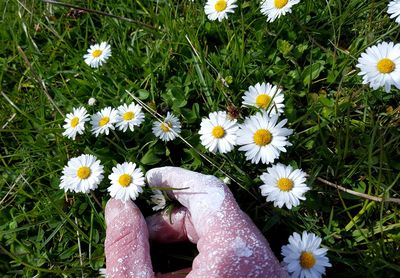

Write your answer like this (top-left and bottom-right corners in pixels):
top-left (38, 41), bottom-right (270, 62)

top-left (90, 107), bottom-right (117, 137)
top-left (107, 162), bottom-right (144, 201)
top-left (236, 112), bottom-right (292, 164)
top-left (108, 162), bottom-right (145, 202)
top-left (62, 107), bottom-right (90, 140)
top-left (152, 112), bottom-right (181, 142)
top-left (242, 82), bottom-right (285, 115)
top-left (60, 154), bottom-right (104, 193)
top-left (83, 42), bottom-right (111, 68)
top-left (204, 0), bottom-right (237, 22)
top-left (150, 190), bottom-right (167, 211)
top-left (261, 0), bottom-right (300, 23)
top-left (115, 103), bottom-right (145, 132)
top-left (259, 163), bottom-right (309, 209)
top-left (281, 231), bottom-right (332, 278)
top-left (198, 111), bottom-right (238, 153)
top-left (388, 0), bottom-right (400, 24)
top-left (356, 41), bottom-right (400, 92)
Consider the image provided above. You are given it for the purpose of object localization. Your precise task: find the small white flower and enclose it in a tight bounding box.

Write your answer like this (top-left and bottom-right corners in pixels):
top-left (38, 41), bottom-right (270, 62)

top-left (62, 107), bottom-right (90, 140)
top-left (261, 0), bottom-right (300, 23)
top-left (242, 82), bottom-right (285, 115)
top-left (388, 0), bottom-right (400, 24)
top-left (199, 111), bottom-right (238, 153)
top-left (115, 103), bottom-right (145, 132)
top-left (150, 190), bottom-right (167, 211)
top-left (88, 97), bottom-right (97, 106)
top-left (152, 112), bottom-right (181, 142)
top-left (236, 112), bottom-right (292, 164)
top-left (60, 154), bottom-right (104, 193)
top-left (281, 231), bottom-right (332, 278)
top-left (204, 0), bottom-right (237, 22)
top-left (108, 162), bottom-right (145, 202)
top-left (90, 107), bottom-right (118, 137)
top-left (356, 41), bottom-right (400, 93)
top-left (259, 163), bottom-right (309, 209)
top-left (83, 42), bottom-right (111, 68)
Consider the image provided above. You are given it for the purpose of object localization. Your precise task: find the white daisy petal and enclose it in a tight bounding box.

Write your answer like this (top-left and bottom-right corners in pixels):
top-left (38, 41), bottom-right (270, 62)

top-left (281, 231), bottom-right (331, 278)
top-left (261, 0), bottom-right (301, 23)
top-left (388, 1), bottom-right (400, 24)
top-left (115, 103), bottom-right (145, 132)
top-left (204, 0), bottom-right (237, 22)
top-left (356, 41), bottom-right (400, 93)
top-left (242, 82), bottom-right (285, 115)
top-left (60, 154), bottom-right (104, 193)
top-left (62, 107), bottom-right (90, 140)
top-left (152, 112), bottom-right (181, 142)
top-left (107, 162), bottom-right (145, 202)
top-left (199, 111), bottom-right (238, 154)
top-left (237, 112), bottom-right (292, 164)
top-left (90, 107), bottom-right (118, 137)
top-left (83, 42), bottom-right (111, 68)
top-left (150, 189), bottom-right (167, 211)
top-left (259, 163), bottom-right (309, 209)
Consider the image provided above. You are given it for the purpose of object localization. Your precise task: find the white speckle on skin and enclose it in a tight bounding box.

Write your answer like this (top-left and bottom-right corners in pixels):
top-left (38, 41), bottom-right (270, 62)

top-left (117, 258), bottom-right (123, 263)
top-left (232, 237), bottom-right (253, 258)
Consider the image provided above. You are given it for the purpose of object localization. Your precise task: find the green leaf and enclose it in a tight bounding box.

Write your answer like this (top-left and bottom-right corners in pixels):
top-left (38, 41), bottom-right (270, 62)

top-left (302, 61), bottom-right (325, 86)
top-left (140, 148), bottom-right (161, 165)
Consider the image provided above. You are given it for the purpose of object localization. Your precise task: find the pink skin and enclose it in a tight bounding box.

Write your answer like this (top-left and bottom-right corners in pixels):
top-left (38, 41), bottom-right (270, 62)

top-left (105, 167), bottom-right (289, 278)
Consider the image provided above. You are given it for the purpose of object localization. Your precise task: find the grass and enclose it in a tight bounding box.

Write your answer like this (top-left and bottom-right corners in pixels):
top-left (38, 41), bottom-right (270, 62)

top-left (1, 0), bottom-right (400, 277)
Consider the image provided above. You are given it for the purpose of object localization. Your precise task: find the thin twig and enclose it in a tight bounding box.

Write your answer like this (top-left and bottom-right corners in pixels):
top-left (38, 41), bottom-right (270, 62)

top-left (17, 46), bottom-right (64, 117)
top-left (317, 177), bottom-right (400, 204)
top-left (41, 0), bottom-right (157, 31)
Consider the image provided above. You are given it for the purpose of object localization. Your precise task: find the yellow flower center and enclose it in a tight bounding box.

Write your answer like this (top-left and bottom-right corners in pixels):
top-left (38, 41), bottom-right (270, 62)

top-left (99, 116), bottom-right (109, 127)
top-left (377, 58), bottom-right (395, 74)
top-left (160, 122), bottom-right (172, 133)
top-left (118, 174), bottom-right (132, 187)
top-left (212, 125), bottom-right (225, 138)
top-left (275, 0), bottom-right (288, 9)
top-left (253, 129), bottom-right (272, 146)
top-left (299, 251), bottom-right (316, 269)
top-left (70, 117), bottom-right (79, 128)
top-left (77, 166), bottom-right (91, 179)
top-left (214, 0), bottom-right (227, 12)
top-left (92, 49), bottom-right (103, 58)
top-left (123, 111), bottom-right (135, 121)
top-left (255, 94), bottom-right (272, 109)
top-left (277, 177), bottom-right (294, 191)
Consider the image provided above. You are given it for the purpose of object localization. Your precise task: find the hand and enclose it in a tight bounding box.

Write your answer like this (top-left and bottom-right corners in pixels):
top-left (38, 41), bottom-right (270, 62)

top-left (105, 167), bottom-right (289, 277)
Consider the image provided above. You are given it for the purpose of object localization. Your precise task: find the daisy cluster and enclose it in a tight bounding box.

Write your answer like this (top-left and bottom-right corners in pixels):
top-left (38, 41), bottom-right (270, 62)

top-left (62, 103), bottom-right (181, 142)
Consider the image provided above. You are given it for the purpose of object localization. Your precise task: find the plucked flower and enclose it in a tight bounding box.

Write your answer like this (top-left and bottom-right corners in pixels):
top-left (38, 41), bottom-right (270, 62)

top-left (242, 82), bottom-right (285, 115)
top-left (261, 0), bottom-right (301, 22)
top-left (90, 107), bottom-right (118, 137)
top-left (62, 107), bottom-right (90, 140)
top-left (115, 103), bottom-right (145, 132)
top-left (108, 162), bottom-right (145, 202)
top-left (150, 190), bottom-right (167, 211)
top-left (83, 42), bottom-right (111, 68)
top-left (204, 0), bottom-right (237, 22)
top-left (281, 231), bottom-right (332, 278)
top-left (259, 163), bottom-right (309, 209)
top-left (356, 41), bottom-right (400, 92)
top-left (199, 111), bottom-right (238, 153)
top-left (60, 154), bottom-right (104, 193)
top-left (236, 112), bottom-right (292, 164)
top-left (152, 112), bottom-right (181, 142)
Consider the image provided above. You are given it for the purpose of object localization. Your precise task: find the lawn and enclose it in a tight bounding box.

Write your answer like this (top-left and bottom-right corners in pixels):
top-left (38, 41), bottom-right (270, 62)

top-left (1, 0), bottom-right (400, 277)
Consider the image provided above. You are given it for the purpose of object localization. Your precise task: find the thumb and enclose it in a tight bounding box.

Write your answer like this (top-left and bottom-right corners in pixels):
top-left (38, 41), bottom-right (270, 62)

top-left (105, 198), bottom-right (154, 278)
